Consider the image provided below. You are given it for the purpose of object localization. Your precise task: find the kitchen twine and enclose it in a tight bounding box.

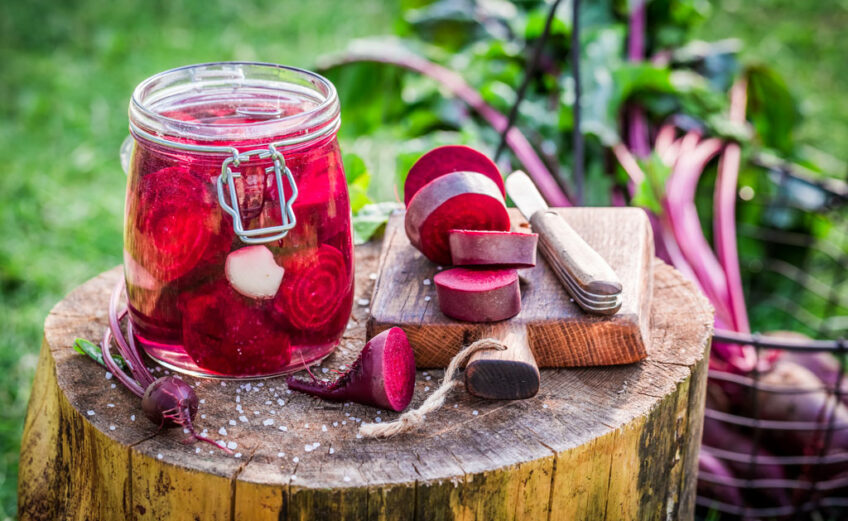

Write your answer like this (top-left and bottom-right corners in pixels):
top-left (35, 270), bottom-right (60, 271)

top-left (359, 339), bottom-right (506, 438)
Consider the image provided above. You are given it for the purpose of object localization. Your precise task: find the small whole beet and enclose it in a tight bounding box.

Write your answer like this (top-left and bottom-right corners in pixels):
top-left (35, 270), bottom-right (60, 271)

top-left (756, 360), bottom-right (848, 455)
top-left (287, 327), bottom-right (416, 412)
top-left (142, 377), bottom-right (199, 427)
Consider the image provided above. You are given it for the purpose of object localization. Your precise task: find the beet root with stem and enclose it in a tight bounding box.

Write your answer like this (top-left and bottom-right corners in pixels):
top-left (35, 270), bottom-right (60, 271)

top-left (286, 327), bottom-right (416, 412)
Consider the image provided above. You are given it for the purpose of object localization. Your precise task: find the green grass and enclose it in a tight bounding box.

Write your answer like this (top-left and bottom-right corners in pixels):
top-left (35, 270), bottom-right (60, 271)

top-left (695, 0), bottom-right (848, 159)
top-left (0, 1), bottom-right (845, 519)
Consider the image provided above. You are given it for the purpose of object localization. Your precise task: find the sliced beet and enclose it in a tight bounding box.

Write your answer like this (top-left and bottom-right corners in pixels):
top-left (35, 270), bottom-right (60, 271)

top-left (405, 171), bottom-right (510, 265)
top-left (179, 280), bottom-right (291, 376)
top-left (448, 230), bottom-right (538, 268)
top-left (129, 166), bottom-right (228, 282)
top-left (434, 267), bottom-right (521, 322)
top-left (404, 145), bottom-right (504, 206)
top-left (286, 327), bottom-right (415, 411)
top-left (273, 244), bottom-right (353, 337)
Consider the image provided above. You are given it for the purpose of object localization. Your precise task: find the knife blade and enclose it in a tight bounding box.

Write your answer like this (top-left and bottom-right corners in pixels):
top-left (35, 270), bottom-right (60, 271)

top-left (505, 171), bottom-right (622, 315)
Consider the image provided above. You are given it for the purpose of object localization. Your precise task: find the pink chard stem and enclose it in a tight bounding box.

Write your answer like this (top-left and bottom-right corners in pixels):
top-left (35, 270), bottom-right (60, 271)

top-left (713, 77), bottom-right (751, 334)
top-left (318, 44), bottom-right (571, 207)
top-left (626, 0), bottom-right (651, 159)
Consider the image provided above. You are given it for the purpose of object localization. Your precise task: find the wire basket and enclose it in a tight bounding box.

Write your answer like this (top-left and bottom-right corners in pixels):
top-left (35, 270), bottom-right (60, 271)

top-left (696, 163), bottom-right (848, 520)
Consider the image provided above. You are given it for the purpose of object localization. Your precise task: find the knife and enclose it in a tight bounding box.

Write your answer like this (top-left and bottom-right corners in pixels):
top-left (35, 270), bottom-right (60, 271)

top-left (506, 170), bottom-right (622, 315)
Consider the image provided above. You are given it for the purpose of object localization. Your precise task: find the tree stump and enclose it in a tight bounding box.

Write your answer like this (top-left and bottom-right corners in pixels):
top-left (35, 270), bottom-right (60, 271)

top-left (19, 242), bottom-right (713, 521)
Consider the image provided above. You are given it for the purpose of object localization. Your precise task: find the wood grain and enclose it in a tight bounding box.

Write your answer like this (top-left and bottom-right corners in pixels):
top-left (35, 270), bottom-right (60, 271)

top-left (464, 322), bottom-right (540, 400)
top-left (19, 237), bottom-right (712, 521)
top-left (368, 208), bottom-right (654, 368)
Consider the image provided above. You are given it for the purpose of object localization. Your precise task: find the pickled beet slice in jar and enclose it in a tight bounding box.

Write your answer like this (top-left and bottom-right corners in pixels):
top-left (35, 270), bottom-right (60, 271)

top-left (179, 280), bottom-right (292, 376)
top-left (129, 166), bottom-right (228, 282)
top-left (273, 244), bottom-right (353, 337)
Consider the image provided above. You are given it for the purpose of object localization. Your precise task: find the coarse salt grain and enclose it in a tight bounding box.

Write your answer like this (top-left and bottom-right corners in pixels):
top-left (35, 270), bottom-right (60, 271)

top-left (131, 415), bottom-right (136, 421)
top-left (333, 422), bottom-right (338, 427)
top-left (105, 372), bottom-right (113, 380)
top-left (218, 427), bottom-right (228, 436)
top-left (424, 386), bottom-right (430, 392)
top-left (358, 298), bottom-right (370, 306)
top-left (356, 434), bottom-right (363, 439)
top-left (87, 410), bottom-right (95, 416)
top-left (110, 383), bottom-right (116, 389)
top-left (263, 419), bottom-right (275, 426)
top-left (277, 399), bottom-right (285, 406)
top-left (329, 448), bottom-right (335, 454)
top-left (227, 442), bottom-right (237, 450)
top-left (221, 382), bottom-right (226, 386)
top-left (196, 448), bottom-right (201, 454)
top-left (322, 425), bottom-right (328, 432)
top-left (157, 453), bottom-right (163, 460)
top-left (229, 420), bottom-right (236, 426)
top-left (472, 410), bottom-right (479, 416)
top-left (322, 368), bottom-right (329, 374)
top-left (304, 444), bottom-right (313, 452)
top-left (107, 403), bottom-right (115, 408)
top-left (292, 457), bottom-right (299, 463)
top-left (235, 453), bottom-right (242, 458)
top-left (109, 425), bottom-right (116, 431)
top-left (254, 411), bottom-right (260, 415)
top-left (235, 396), bottom-right (240, 403)
top-left (375, 418), bottom-right (382, 423)
top-left (542, 404), bottom-right (549, 409)
top-left (422, 278), bottom-right (431, 285)
top-left (277, 452), bottom-right (285, 458)
top-left (424, 296), bottom-right (431, 302)
top-left (369, 272), bottom-right (377, 280)
top-left (278, 426), bottom-right (287, 431)
top-left (201, 414), bottom-right (207, 419)
top-left (200, 398), bottom-right (206, 404)
top-left (343, 476), bottom-right (351, 482)
top-left (342, 421), bottom-right (347, 425)
top-left (270, 410), bottom-right (276, 415)
top-left (425, 375), bottom-right (431, 381)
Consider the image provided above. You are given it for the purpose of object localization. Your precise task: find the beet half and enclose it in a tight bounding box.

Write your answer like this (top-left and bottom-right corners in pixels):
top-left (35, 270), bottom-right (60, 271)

top-left (286, 327), bottom-right (415, 412)
top-left (434, 267), bottom-right (521, 322)
top-left (404, 145), bottom-right (505, 207)
top-left (448, 229), bottom-right (538, 269)
top-left (405, 172), bottom-right (510, 265)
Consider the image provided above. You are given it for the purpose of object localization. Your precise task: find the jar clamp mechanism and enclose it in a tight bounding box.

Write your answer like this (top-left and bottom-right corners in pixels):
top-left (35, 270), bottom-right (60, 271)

top-left (217, 143), bottom-right (298, 244)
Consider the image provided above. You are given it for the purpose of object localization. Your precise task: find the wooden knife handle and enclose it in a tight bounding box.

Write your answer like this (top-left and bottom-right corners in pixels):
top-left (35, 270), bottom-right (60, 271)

top-left (464, 322), bottom-right (540, 400)
top-left (530, 209), bottom-right (622, 296)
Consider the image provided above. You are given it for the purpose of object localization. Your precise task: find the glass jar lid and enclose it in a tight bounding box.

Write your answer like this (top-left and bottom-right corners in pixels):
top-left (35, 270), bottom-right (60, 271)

top-left (129, 62), bottom-right (340, 150)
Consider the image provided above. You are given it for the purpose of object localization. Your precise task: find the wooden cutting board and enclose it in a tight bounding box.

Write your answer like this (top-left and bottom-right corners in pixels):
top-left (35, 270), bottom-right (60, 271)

top-left (367, 207), bottom-right (654, 368)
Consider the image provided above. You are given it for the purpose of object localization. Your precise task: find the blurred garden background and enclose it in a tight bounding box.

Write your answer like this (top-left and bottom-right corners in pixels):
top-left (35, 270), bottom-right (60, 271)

top-left (1, 0), bottom-right (846, 518)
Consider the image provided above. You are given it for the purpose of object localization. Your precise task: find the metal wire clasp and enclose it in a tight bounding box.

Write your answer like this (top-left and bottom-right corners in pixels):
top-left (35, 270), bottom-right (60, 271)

top-left (216, 143), bottom-right (298, 244)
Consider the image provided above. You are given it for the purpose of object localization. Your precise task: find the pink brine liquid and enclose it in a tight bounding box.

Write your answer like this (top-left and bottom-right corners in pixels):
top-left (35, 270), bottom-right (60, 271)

top-left (124, 102), bottom-right (353, 378)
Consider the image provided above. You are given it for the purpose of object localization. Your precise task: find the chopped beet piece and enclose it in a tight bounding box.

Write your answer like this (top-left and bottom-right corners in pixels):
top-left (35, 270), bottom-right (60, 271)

top-left (128, 166), bottom-right (229, 282)
top-left (273, 244), bottom-right (353, 338)
top-left (448, 229), bottom-right (538, 268)
top-left (287, 327), bottom-right (415, 411)
top-left (404, 145), bottom-right (504, 206)
top-left (405, 172), bottom-right (510, 265)
top-left (179, 280), bottom-right (291, 376)
top-left (434, 267), bottom-right (521, 322)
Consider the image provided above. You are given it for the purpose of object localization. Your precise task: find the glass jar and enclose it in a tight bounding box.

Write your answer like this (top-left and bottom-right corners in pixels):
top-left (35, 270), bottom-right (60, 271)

top-left (123, 62), bottom-right (353, 378)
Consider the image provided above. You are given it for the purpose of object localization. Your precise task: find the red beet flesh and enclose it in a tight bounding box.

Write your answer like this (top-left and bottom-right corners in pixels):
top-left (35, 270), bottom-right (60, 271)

top-left (128, 166), bottom-right (229, 282)
top-left (286, 327), bottom-right (415, 412)
top-left (179, 280), bottom-right (292, 376)
top-left (273, 244), bottom-right (353, 341)
top-left (405, 172), bottom-right (510, 265)
top-left (434, 267), bottom-right (521, 322)
top-left (404, 145), bottom-right (505, 207)
top-left (448, 229), bottom-right (538, 268)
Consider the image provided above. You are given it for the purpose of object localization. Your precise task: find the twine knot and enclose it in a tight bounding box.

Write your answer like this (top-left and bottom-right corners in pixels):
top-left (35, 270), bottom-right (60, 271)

top-left (358, 338), bottom-right (506, 438)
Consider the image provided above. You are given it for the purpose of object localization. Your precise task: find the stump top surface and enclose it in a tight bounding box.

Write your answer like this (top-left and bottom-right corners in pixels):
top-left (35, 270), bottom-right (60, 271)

top-left (43, 241), bottom-right (712, 491)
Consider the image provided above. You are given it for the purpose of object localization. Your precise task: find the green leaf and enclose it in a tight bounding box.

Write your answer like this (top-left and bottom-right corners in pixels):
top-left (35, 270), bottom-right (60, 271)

top-left (745, 64), bottom-right (799, 154)
top-left (343, 153), bottom-right (374, 214)
top-left (631, 152), bottom-right (673, 214)
top-left (73, 338), bottom-right (127, 370)
top-left (352, 202), bottom-right (404, 245)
